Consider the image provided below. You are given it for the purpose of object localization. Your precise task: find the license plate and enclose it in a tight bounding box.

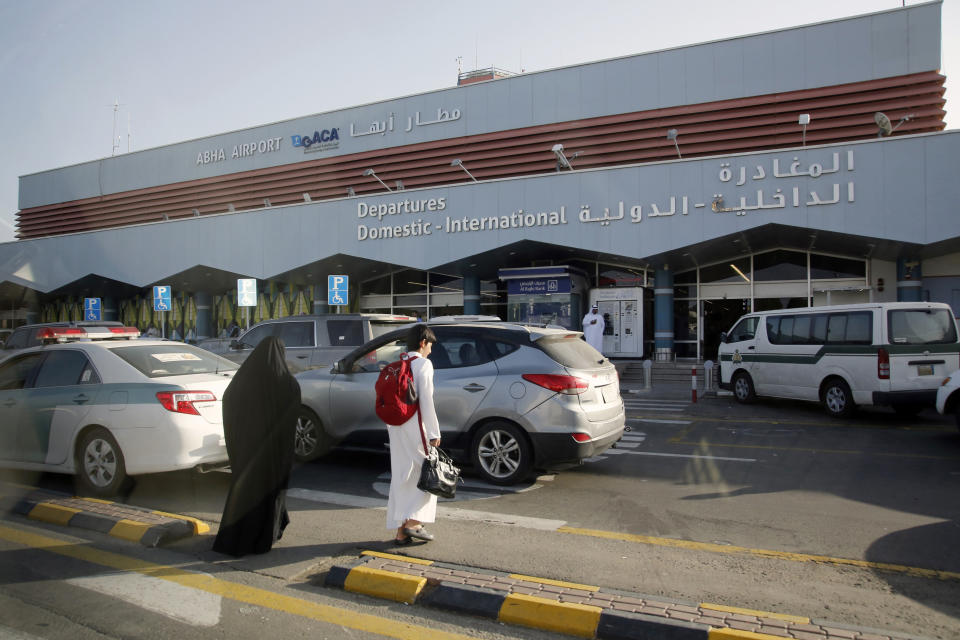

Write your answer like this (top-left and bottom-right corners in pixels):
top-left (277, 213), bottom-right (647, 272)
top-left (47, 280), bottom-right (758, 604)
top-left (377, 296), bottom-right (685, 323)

top-left (917, 364), bottom-right (934, 376)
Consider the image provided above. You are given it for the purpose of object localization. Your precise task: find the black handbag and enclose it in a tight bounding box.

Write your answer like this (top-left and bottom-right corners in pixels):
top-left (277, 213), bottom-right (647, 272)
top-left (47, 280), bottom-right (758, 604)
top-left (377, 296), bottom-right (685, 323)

top-left (415, 407), bottom-right (460, 499)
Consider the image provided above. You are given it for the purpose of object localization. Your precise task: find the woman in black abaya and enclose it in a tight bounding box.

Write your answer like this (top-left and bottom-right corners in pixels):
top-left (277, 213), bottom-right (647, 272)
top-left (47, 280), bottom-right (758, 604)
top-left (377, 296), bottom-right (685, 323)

top-left (213, 336), bottom-right (300, 557)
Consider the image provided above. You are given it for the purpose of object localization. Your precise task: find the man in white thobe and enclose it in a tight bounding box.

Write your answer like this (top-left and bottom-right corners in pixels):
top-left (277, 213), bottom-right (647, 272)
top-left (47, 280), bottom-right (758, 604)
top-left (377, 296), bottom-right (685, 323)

top-left (582, 304), bottom-right (605, 353)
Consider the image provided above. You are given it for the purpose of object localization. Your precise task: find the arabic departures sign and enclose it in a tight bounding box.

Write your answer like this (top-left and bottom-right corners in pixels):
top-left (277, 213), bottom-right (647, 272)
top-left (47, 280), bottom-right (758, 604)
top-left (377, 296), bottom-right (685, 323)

top-left (354, 149), bottom-right (858, 242)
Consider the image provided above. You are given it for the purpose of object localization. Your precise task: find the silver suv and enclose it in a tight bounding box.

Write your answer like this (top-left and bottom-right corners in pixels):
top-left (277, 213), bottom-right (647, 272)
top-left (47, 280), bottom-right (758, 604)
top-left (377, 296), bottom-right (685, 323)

top-left (198, 313), bottom-right (414, 374)
top-left (294, 321), bottom-right (625, 484)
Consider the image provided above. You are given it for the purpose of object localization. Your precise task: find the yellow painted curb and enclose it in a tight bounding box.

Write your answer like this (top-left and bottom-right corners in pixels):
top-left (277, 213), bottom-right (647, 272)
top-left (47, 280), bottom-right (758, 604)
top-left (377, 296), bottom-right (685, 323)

top-left (508, 574), bottom-right (599, 592)
top-left (108, 519), bottom-right (151, 542)
top-left (149, 510), bottom-right (210, 534)
top-left (708, 628), bottom-right (785, 640)
top-left (77, 497), bottom-right (113, 504)
top-left (343, 566), bottom-right (427, 604)
top-left (700, 603), bottom-right (809, 624)
top-left (28, 503), bottom-right (81, 526)
top-left (498, 592), bottom-right (602, 638)
top-left (361, 550), bottom-right (434, 565)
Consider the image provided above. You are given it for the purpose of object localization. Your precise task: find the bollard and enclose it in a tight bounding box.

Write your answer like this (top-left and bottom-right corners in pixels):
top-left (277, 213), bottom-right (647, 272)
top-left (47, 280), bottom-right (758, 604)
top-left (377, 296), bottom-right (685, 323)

top-left (691, 367), bottom-right (697, 403)
top-left (643, 359), bottom-right (652, 390)
top-left (704, 360), bottom-right (715, 391)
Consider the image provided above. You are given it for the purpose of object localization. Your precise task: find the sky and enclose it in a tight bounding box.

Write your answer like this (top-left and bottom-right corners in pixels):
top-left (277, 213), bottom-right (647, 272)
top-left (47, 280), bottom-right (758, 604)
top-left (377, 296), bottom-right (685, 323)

top-left (0, 0), bottom-right (956, 245)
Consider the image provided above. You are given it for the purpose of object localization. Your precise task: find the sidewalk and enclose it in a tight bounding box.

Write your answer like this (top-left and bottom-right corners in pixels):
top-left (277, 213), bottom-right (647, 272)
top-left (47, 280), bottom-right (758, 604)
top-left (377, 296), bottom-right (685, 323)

top-left (327, 550), bottom-right (923, 640)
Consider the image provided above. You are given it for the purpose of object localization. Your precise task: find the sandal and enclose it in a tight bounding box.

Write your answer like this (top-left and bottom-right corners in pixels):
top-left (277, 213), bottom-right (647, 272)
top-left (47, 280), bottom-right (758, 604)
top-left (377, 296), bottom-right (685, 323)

top-left (402, 526), bottom-right (434, 542)
top-left (394, 535), bottom-right (412, 546)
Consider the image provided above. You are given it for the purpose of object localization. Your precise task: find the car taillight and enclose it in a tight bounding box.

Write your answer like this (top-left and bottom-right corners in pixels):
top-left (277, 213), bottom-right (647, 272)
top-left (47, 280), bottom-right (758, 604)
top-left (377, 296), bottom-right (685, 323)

top-left (156, 391), bottom-right (216, 415)
top-left (522, 374), bottom-right (588, 395)
top-left (571, 433), bottom-right (591, 442)
top-left (878, 348), bottom-right (890, 380)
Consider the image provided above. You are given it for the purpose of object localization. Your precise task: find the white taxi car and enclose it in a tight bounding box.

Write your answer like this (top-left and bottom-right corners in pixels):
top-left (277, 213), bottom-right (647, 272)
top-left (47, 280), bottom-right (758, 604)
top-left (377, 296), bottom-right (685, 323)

top-left (0, 326), bottom-right (238, 495)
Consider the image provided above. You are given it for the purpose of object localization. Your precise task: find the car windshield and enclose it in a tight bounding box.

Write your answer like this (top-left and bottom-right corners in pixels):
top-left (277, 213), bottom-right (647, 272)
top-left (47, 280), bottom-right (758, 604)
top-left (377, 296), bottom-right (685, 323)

top-left (888, 308), bottom-right (959, 345)
top-left (111, 343), bottom-right (240, 378)
top-left (536, 333), bottom-right (605, 368)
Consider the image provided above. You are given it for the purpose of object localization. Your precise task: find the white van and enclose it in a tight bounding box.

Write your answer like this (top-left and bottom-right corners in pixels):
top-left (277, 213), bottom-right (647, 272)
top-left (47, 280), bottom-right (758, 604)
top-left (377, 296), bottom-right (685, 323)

top-left (718, 302), bottom-right (960, 417)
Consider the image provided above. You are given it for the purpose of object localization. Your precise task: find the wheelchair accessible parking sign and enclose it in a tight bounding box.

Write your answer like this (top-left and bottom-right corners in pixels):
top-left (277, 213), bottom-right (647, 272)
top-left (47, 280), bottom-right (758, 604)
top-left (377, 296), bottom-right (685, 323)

top-left (328, 275), bottom-right (348, 306)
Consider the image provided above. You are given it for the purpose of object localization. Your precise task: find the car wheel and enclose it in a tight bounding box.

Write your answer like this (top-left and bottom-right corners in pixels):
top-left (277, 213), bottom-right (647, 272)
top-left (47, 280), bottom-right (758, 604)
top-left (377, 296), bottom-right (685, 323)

top-left (822, 378), bottom-right (855, 418)
top-left (294, 407), bottom-right (330, 463)
top-left (75, 427), bottom-right (128, 497)
top-left (470, 421), bottom-right (531, 486)
top-left (732, 371), bottom-right (756, 404)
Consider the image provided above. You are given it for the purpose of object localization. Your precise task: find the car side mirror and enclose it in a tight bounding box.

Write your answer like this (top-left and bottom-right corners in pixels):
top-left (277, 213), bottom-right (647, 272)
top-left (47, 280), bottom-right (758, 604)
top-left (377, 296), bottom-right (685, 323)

top-left (720, 332), bottom-right (727, 344)
top-left (230, 339), bottom-right (241, 349)
top-left (331, 360), bottom-right (343, 374)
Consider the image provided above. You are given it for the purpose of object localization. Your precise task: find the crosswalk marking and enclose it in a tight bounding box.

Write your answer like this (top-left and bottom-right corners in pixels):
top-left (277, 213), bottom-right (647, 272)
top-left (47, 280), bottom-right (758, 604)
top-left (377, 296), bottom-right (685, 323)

top-left (66, 571), bottom-right (221, 627)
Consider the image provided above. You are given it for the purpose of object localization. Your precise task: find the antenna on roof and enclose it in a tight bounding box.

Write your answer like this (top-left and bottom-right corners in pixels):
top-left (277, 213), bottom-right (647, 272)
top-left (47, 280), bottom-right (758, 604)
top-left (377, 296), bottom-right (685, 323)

top-left (108, 98), bottom-right (126, 156)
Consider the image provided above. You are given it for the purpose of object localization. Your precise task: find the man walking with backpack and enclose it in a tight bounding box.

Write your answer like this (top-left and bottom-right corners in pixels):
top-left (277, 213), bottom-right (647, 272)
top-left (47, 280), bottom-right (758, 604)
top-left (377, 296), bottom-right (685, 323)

top-left (385, 324), bottom-right (441, 545)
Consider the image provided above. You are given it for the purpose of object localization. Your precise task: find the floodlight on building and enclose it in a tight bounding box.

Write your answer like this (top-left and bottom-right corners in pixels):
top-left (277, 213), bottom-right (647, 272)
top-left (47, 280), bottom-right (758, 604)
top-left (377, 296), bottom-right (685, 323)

top-left (798, 114), bottom-right (810, 147)
top-left (192, 208), bottom-right (200, 217)
top-left (263, 198), bottom-right (271, 207)
top-left (346, 186), bottom-right (356, 197)
top-left (730, 264), bottom-right (751, 283)
top-left (395, 180), bottom-right (405, 191)
top-left (875, 112), bottom-right (914, 137)
top-left (551, 144), bottom-right (574, 171)
top-left (666, 129), bottom-right (681, 159)
top-left (362, 168), bottom-right (392, 191)
top-left (227, 203), bottom-right (235, 212)
top-left (302, 193), bottom-right (312, 202)
top-left (451, 158), bottom-right (478, 182)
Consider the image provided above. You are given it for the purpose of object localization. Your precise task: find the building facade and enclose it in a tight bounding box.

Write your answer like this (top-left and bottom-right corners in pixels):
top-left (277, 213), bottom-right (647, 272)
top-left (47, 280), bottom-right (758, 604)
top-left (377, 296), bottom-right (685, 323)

top-left (3, 2), bottom-right (958, 360)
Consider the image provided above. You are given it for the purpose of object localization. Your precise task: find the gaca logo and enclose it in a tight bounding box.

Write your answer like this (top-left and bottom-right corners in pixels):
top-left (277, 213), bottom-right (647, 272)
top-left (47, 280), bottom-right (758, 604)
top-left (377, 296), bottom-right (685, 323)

top-left (291, 128), bottom-right (340, 153)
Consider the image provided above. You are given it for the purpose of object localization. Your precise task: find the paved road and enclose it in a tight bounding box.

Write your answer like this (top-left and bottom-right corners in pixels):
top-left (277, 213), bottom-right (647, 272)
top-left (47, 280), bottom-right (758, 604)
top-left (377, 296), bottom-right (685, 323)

top-left (2, 391), bottom-right (959, 639)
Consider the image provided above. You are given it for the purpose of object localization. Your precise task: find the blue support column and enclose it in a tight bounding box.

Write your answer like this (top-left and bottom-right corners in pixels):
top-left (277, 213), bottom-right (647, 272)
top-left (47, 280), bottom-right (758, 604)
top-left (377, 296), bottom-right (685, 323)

top-left (102, 297), bottom-right (117, 322)
top-left (195, 291), bottom-right (213, 340)
top-left (313, 285), bottom-right (329, 314)
top-left (896, 258), bottom-right (923, 302)
top-left (463, 275), bottom-right (480, 315)
top-left (654, 267), bottom-right (674, 361)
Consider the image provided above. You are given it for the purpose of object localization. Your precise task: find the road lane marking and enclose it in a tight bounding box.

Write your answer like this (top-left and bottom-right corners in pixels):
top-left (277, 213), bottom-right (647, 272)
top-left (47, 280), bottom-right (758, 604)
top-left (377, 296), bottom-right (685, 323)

top-left (636, 414), bottom-right (952, 432)
top-left (665, 439), bottom-right (960, 460)
top-left (66, 571), bottom-right (221, 626)
top-left (602, 449), bottom-right (756, 462)
top-left (556, 526), bottom-right (960, 581)
top-left (0, 524), bottom-right (481, 640)
top-left (286, 488), bottom-right (567, 530)
top-left (633, 418), bottom-right (692, 424)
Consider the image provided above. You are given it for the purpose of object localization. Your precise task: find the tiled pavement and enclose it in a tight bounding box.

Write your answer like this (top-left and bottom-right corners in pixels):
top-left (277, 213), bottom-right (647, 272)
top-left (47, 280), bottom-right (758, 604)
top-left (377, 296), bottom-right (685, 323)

top-left (326, 551), bottom-right (925, 640)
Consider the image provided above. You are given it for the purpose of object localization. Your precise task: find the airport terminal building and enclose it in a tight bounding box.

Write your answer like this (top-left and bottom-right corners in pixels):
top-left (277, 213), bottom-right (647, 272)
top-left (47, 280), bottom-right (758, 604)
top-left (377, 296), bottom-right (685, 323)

top-left (3, 1), bottom-right (958, 360)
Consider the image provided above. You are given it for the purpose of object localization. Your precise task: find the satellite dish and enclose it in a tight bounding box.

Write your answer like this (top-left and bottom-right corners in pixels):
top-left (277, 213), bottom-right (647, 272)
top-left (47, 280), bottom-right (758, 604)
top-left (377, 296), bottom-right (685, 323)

top-left (874, 112), bottom-right (893, 136)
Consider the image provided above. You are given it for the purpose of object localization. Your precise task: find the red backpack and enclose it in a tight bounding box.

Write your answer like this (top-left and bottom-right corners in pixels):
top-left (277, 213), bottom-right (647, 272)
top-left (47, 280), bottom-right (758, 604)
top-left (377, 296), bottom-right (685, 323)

top-left (375, 356), bottom-right (419, 425)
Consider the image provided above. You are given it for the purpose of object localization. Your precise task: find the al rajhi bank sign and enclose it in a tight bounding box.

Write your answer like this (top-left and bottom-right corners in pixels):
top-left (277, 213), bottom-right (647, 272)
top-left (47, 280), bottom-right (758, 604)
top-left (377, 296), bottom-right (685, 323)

top-left (354, 149), bottom-right (858, 242)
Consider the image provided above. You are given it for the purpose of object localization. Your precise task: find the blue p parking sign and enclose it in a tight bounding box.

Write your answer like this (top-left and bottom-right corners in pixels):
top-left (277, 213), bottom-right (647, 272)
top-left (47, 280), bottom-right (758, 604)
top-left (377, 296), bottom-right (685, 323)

top-left (84, 298), bottom-right (101, 321)
top-left (153, 285), bottom-right (172, 312)
top-left (328, 275), bottom-right (348, 306)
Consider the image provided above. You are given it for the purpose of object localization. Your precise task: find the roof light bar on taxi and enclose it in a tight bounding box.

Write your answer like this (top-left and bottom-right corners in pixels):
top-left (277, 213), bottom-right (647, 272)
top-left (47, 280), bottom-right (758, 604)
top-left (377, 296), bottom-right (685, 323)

top-left (37, 326), bottom-right (140, 342)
